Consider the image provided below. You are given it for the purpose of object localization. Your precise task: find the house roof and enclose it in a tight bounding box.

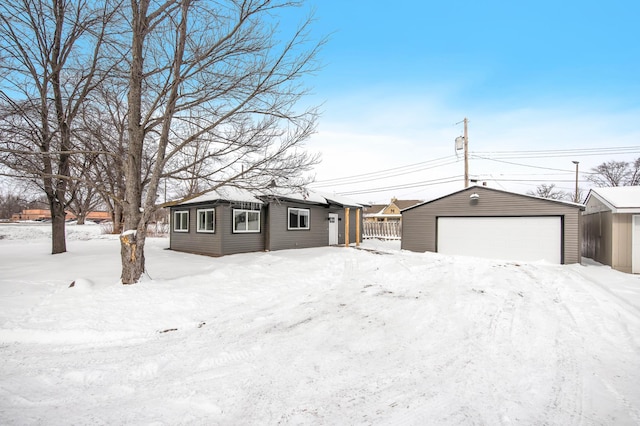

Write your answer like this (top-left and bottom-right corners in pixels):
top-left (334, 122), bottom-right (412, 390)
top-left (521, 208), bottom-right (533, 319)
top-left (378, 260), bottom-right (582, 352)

top-left (262, 187), bottom-right (328, 205)
top-left (393, 199), bottom-right (423, 210)
top-left (363, 199), bottom-right (422, 216)
top-left (180, 187), bottom-right (264, 205)
top-left (402, 185), bottom-right (585, 213)
top-left (363, 204), bottom-right (387, 215)
top-left (174, 186), bottom-right (362, 208)
top-left (586, 186), bottom-right (640, 213)
top-left (313, 191), bottom-right (364, 208)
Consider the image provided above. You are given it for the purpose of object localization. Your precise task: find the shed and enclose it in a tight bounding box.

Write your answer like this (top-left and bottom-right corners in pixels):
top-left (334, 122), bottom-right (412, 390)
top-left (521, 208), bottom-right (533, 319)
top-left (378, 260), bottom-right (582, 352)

top-left (169, 186), bottom-right (363, 257)
top-left (582, 186), bottom-right (640, 274)
top-left (401, 186), bottom-right (584, 264)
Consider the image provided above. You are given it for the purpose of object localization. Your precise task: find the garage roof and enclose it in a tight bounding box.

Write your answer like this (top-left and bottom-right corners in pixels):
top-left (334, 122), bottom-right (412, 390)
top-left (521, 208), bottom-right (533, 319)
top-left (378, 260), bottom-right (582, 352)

top-left (586, 186), bottom-right (640, 214)
top-left (401, 185), bottom-right (585, 213)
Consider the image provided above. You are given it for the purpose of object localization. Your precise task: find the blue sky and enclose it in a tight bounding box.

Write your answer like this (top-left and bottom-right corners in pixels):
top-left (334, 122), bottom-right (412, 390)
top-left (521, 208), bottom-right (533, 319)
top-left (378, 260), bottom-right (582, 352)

top-left (286, 1), bottom-right (640, 203)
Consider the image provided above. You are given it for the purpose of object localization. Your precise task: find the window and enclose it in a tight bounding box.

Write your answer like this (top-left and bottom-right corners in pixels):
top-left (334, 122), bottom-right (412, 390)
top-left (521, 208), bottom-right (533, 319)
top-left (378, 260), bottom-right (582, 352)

top-left (288, 207), bottom-right (310, 230)
top-left (233, 209), bottom-right (260, 233)
top-left (174, 210), bottom-right (189, 232)
top-left (197, 208), bottom-right (215, 233)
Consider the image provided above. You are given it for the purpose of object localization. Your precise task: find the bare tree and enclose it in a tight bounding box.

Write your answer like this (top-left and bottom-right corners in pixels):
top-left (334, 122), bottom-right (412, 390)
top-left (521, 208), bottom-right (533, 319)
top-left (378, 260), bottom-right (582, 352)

top-left (0, 187), bottom-right (28, 219)
top-left (566, 188), bottom-right (585, 203)
top-left (77, 84), bottom-right (128, 233)
top-left (587, 159), bottom-right (640, 187)
top-left (118, 0), bottom-right (323, 283)
top-left (527, 183), bottom-right (572, 201)
top-left (0, 0), bottom-right (117, 253)
top-left (629, 157), bottom-right (640, 186)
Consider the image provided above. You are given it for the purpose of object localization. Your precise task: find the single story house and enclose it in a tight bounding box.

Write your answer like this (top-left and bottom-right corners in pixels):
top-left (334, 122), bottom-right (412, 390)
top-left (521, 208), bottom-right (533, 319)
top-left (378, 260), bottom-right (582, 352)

top-left (582, 186), bottom-right (640, 274)
top-left (169, 186), bottom-right (363, 257)
top-left (401, 185), bottom-right (584, 264)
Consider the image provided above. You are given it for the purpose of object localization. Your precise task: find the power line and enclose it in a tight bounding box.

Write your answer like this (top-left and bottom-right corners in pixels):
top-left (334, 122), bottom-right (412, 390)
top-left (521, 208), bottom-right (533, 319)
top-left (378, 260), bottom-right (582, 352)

top-left (471, 155), bottom-right (573, 172)
top-left (312, 144), bottom-right (638, 197)
top-left (311, 155), bottom-right (459, 187)
top-left (472, 145), bottom-right (640, 159)
top-left (336, 175), bottom-right (463, 196)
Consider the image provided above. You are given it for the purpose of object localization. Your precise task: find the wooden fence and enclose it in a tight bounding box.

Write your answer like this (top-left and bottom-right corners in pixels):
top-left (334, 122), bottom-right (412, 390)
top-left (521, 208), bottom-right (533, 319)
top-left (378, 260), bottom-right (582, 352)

top-left (363, 221), bottom-right (402, 240)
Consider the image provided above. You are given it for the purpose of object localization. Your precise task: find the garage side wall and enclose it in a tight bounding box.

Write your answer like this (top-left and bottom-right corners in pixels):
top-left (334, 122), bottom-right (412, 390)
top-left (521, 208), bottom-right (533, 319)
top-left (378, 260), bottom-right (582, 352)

top-left (582, 211), bottom-right (613, 267)
top-left (612, 214), bottom-right (633, 273)
top-left (401, 187), bottom-right (582, 264)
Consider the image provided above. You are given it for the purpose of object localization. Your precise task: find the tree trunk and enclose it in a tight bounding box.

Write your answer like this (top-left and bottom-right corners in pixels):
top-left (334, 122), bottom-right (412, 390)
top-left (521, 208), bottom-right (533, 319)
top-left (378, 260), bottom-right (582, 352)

top-left (120, 0), bottom-right (147, 284)
top-left (119, 226), bottom-right (146, 284)
top-left (50, 199), bottom-right (67, 254)
top-left (112, 204), bottom-right (123, 234)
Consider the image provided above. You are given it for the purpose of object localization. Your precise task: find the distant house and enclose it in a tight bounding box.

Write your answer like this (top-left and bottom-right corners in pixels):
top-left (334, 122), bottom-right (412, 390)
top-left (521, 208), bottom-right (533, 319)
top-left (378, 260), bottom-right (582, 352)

top-left (169, 186), bottom-right (363, 257)
top-left (401, 186), bottom-right (584, 264)
top-left (10, 209), bottom-right (110, 222)
top-left (582, 186), bottom-right (640, 274)
top-left (363, 197), bottom-right (422, 222)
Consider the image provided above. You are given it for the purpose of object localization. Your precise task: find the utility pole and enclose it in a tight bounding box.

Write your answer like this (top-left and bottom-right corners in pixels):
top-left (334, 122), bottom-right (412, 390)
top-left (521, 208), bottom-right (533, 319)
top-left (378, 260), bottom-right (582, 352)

top-left (464, 117), bottom-right (469, 188)
top-left (455, 118), bottom-right (470, 188)
top-left (572, 160), bottom-right (579, 203)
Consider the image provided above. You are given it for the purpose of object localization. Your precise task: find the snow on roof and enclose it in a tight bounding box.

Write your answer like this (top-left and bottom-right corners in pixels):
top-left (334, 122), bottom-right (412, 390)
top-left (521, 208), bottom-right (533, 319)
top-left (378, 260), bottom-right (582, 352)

top-left (313, 190), bottom-right (364, 207)
top-left (183, 186), bottom-right (264, 205)
top-left (261, 187), bottom-right (327, 204)
top-left (176, 186), bottom-right (363, 208)
top-left (589, 186), bottom-right (640, 212)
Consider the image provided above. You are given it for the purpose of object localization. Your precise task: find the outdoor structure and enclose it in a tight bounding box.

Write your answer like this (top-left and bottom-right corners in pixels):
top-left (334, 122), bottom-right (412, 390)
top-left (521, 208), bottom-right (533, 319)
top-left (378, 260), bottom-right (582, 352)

top-left (169, 187), bottom-right (363, 257)
top-left (401, 185), bottom-right (584, 264)
top-left (582, 186), bottom-right (640, 274)
top-left (363, 197), bottom-right (422, 222)
top-left (10, 209), bottom-right (111, 222)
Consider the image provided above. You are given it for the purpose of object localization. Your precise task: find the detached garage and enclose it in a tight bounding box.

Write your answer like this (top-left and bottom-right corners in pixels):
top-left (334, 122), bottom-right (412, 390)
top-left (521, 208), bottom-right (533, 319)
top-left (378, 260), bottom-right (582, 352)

top-left (401, 186), bottom-right (584, 264)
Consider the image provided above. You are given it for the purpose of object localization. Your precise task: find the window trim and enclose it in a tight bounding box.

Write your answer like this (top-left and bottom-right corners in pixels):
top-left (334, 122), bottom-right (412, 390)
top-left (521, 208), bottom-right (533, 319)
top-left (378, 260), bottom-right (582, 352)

top-left (233, 208), bottom-right (261, 233)
top-left (196, 208), bottom-right (215, 233)
top-left (288, 207), bottom-right (310, 230)
top-left (174, 210), bottom-right (189, 233)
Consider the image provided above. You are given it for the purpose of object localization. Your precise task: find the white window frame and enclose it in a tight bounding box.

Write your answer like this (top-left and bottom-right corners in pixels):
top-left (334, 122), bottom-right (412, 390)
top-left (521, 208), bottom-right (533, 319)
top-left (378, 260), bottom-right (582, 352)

top-left (174, 210), bottom-right (189, 232)
top-left (197, 208), bottom-right (215, 233)
top-left (233, 209), bottom-right (261, 233)
top-left (288, 207), bottom-right (310, 230)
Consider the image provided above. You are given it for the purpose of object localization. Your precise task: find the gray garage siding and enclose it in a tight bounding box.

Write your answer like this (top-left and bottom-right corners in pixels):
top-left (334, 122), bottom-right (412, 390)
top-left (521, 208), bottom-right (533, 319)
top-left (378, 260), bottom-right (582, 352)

top-left (401, 186), bottom-right (583, 264)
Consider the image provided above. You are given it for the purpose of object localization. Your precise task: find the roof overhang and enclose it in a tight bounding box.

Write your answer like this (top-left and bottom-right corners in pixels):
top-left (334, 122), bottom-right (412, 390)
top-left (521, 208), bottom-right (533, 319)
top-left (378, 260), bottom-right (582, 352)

top-left (586, 188), bottom-right (640, 214)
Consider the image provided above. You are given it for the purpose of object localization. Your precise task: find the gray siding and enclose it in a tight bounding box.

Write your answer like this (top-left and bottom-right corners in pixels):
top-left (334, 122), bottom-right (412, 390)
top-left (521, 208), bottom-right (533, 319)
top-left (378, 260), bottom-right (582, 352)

top-left (583, 194), bottom-right (635, 273)
top-left (266, 203), bottom-right (330, 251)
top-left (219, 205), bottom-right (265, 255)
top-left (170, 201), bottom-right (364, 256)
top-left (401, 186), bottom-right (582, 264)
top-left (169, 205), bottom-right (224, 256)
top-left (582, 195), bottom-right (613, 267)
top-left (170, 203), bottom-right (264, 256)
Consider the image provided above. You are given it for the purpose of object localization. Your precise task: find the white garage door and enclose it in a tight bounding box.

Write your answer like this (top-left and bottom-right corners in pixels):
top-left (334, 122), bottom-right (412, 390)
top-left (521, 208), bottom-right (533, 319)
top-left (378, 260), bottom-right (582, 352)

top-left (437, 216), bottom-right (562, 263)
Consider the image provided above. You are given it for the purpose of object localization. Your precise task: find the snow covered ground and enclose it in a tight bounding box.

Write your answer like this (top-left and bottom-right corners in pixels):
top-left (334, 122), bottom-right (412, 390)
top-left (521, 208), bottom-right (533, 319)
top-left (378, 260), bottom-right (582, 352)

top-left (1, 223), bottom-right (639, 425)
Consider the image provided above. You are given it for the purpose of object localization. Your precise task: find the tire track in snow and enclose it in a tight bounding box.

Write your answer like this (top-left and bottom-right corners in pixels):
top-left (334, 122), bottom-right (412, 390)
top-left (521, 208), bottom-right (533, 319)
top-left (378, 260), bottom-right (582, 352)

top-left (513, 264), bottom-right (587, 426)
top-left (552, 268), bottom-right (640, 424)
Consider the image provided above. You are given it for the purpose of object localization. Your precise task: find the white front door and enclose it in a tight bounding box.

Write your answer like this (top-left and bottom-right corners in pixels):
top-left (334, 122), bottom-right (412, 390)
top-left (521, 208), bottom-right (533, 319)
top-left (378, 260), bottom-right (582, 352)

top-left (633, 215), bottom-right (640, 274)
top-left (329, 213), bottom-right (339, 245)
